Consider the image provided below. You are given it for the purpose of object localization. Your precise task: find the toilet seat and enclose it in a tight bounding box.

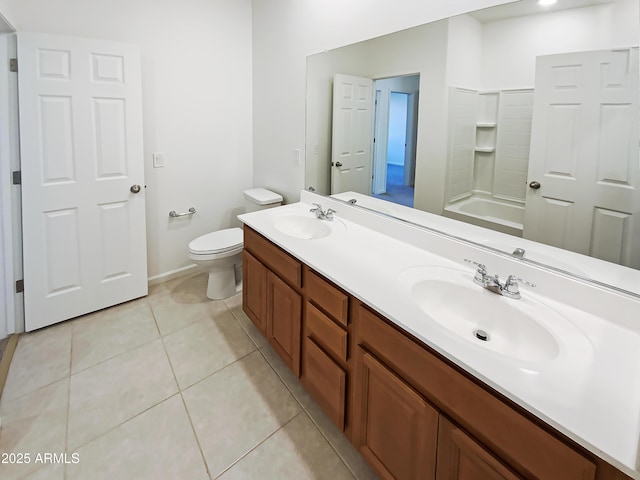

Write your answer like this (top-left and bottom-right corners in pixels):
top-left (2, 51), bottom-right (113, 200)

top-left (188, 227), bottom-right (243, 255)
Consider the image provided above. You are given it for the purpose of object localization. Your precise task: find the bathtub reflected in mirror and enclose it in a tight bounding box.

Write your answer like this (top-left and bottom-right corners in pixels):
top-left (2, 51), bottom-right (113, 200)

top-left (443, 196), bottom-right (524, 238)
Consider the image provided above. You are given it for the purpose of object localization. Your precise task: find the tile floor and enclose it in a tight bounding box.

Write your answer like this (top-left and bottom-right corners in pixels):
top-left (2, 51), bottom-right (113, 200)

top-left (0, 273), bottom-right (378, 480)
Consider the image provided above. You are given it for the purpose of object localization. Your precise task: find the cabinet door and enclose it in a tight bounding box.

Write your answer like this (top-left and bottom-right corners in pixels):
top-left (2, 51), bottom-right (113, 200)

top-left (353, 349), bottom-right (438, 480)
top-left (266, 271), bottom-right (302, 376)
top-left (242, 251), bottom-right (267, 335)
top-left (437, 417), bottom-right (523, 480)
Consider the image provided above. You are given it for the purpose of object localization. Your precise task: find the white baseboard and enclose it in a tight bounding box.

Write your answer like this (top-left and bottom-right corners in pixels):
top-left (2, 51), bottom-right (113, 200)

top-left (147, 264), bottom-right (199, 287)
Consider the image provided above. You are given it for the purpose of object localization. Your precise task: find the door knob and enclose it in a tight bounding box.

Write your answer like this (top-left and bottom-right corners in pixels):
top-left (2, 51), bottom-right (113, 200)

top-left (334, 162), bottom-right (343, 167)
top-left (529, 181), bottom-right (541, 190)
top-left (130, 184), bottom-right (142, 194)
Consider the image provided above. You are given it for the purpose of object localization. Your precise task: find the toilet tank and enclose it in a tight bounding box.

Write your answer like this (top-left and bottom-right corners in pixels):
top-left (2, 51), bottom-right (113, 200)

top-left (243, 188), bottom-right (283, 213)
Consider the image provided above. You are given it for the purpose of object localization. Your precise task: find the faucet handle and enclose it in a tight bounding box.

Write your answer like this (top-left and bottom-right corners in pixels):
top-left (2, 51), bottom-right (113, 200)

top-left (310, 203), bottom-right (323, 216)
top-left (325, 208), bottom-right (336, 220)
top-left (503, 275), bottom-right (535, 299)
top-left (464, 259), bottom-right (486, 273)
top-left (464, 259), bottom-right (489, 287)
top-left (506, 275), bottom-right (535, 288)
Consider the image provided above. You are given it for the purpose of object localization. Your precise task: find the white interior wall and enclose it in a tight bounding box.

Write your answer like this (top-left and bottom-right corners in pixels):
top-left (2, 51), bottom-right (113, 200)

top-left (0, 0), bottom-right (254, 283)
top-left (446, 14), bottom-right (483, 88)
top-left (252, 0), bottom-right (516, 204)
top-left (375, 75), bottom-right (420, 92)
top-left (305, 19), bottom-right (452, 213)
top-left (305, 42), bottom-right (372, 195)
top-left (481, 1), bottom-right (638, 89)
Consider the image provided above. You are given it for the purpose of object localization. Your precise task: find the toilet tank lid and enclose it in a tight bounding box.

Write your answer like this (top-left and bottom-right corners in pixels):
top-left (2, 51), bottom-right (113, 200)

top-left (243, 188), bottom-right (283, 205)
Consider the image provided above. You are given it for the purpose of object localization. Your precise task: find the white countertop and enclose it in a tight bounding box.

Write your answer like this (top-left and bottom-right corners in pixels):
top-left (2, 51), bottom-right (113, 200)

top-left (238, 191), bottom-right (640, 479)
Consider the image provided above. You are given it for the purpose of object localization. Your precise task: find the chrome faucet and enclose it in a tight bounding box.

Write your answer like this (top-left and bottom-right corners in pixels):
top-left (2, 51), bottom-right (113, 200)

top-left (310, 203), bottom-right (336, 221)
top-left (464, 259), bottom-right (535, 299)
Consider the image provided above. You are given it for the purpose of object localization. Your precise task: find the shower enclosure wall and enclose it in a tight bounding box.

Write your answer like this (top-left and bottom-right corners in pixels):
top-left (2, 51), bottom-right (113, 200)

top-left (443, 87), bottom-right (534, 236)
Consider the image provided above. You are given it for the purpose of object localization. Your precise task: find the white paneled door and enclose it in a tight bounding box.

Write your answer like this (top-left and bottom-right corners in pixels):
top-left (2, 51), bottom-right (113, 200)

top-left (524, 48), bottom-right (640, 268)
top-left (18, 33), bottom-right (147, 331)
top-left (331, 74), bottom-right (374, 195)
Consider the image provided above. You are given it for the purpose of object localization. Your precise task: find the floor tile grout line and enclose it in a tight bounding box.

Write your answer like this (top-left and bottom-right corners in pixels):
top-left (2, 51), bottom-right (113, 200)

top-left (64, 325), bottom-right (74, 480)
top-left (66, 296), bottom-right (181, 450)
top-left (0, 372), bottom-right (70, 406)
top-left (149, 299), bottom-right (234, 339)
top-left (255, 346), bottom-right (363, 480)
top-left (159, 332), bottom-right (214, 480)
top-left (146, 297), bottom-right (163, 338)
top-left (4, 283), bottom-right (364, 479)
top-left (175, 347), bottom-right (258, 394)
top-left (66, 391), bottom-right (182, 454)
top-left (211, 411), bottom-right (303, 479)
top-left (68, 333), bottom-right (161, 378)
top-left (177, 389), bottom-right (214, 480)
top-left (226, 307), bottom-right (265, 351)
top-left (0, 325), bottom-right (73, 405)
top-left (243, 306), bottom-right (360, 476)
top-left (154, 299), bottom-right (294, 479)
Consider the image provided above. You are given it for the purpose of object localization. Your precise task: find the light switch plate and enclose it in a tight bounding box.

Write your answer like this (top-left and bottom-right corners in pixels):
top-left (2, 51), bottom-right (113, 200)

top-left (153, 152), bottom-right (165, 168)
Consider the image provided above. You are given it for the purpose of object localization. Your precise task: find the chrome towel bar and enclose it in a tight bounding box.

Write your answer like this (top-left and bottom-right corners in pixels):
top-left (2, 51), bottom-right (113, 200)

top-left (169, 207), bottom-right (196, 218)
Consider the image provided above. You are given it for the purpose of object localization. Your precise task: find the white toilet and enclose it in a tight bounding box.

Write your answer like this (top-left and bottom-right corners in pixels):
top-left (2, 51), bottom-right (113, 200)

top-left (188, 188), bottom-right (283, 299)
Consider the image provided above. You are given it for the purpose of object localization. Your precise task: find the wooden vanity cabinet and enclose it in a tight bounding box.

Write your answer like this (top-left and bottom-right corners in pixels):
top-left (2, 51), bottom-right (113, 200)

top-left (353, 348), bottom-right (438, 480)
top-left (300, 267), bottom-right (351, 432)
top-left (265, 271), bottom-right (301, 375)
top-left (242, 249), bottom-right (268, 334)
top-left (437, 417), bottom-right (523, 480)
top-left (242, 230), bottom-right (632, 480)
top-left (242, 227), bottom-right (302, 375)
top-left (351, 302), bottom-right (631, 480)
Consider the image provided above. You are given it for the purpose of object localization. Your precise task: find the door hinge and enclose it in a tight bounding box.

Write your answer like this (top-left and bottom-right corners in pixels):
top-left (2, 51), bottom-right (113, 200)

top-left (15, 279), bottom-right (24, 293)
top-left (12, 171), bottom-right (21, 185)
top-left (9, 58), bottom-right (17, 73)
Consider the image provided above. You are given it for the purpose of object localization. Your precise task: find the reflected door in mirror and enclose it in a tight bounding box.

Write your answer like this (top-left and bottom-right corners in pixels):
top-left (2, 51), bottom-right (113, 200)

top-left (331, 74), bottom-right (374, 195)
top-left (524, 48), bottom-right (640, 269)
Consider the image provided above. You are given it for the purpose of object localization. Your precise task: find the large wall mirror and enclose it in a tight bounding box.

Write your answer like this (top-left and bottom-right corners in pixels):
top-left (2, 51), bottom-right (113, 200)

top-left (305, 0), bottom-right (640, 294)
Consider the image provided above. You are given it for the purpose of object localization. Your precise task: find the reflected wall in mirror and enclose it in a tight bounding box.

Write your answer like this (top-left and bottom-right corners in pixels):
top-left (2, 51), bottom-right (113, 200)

top-left (305, 0), bottom-right (639, 274)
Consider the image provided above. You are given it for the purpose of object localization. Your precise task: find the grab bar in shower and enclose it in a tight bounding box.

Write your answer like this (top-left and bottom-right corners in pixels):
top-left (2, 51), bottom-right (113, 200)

top-left (169, 207), bottom-right (196, 218)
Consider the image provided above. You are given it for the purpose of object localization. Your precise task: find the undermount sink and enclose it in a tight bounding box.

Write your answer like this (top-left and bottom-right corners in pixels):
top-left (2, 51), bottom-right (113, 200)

top-left (396, 266), bottom-right (591, 363)
top-left (271, 213), bottom-right (345, 240)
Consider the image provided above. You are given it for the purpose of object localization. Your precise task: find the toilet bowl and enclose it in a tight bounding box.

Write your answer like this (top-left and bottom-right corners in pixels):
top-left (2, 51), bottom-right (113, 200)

top-left (188, 188), bottom-right (283, 300)
top-left (188, 228), bottom-right (244, 300)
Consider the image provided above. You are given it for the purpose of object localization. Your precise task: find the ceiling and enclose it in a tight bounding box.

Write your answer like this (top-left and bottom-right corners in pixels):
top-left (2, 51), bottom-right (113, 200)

top-left (469, 0), bottom-right (613, 23)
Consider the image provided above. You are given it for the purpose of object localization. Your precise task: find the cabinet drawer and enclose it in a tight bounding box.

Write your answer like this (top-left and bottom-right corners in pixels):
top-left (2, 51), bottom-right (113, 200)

top-left (306, 302), bottom-right (348, 363)
top-left (301, 336), bottom-right (346, 431)
top-left (305, 268), bottom-right (349, 326)
top-left (356, 304), bottom-right (596, 480)
top-left (244, 226), bottom-right (302, 288)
